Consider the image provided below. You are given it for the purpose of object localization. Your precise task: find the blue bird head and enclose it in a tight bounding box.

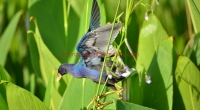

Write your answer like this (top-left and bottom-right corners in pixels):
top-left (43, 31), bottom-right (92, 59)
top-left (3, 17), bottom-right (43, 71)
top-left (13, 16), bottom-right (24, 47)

top-left (58, 64), bottom-right (68, 75)
top-left (57, 63), bottom-right (70, 81)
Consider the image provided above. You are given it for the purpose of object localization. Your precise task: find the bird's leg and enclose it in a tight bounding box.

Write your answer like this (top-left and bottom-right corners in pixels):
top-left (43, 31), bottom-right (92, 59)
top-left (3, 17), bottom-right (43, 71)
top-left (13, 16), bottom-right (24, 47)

top-left (87, 98), bottom-right (95, 110)
top-left (98, 83), bottom-right (124, 100)
top-left (96, 100), bottom-right (114, 110)
top-left (87, 83), bottom-right (124, 109)
top-left (87, 96), bottom-right (114, 110)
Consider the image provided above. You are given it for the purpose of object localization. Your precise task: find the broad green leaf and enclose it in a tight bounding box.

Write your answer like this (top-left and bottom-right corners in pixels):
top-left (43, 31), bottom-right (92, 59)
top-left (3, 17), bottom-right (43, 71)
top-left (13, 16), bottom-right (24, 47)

top-left (0, 84), bottom-right (8, 110)
top-left (137, 14), bottom-right (168, 71)
top-left (134, 14), bottom-right (169, 106)
top-left (28, 19), bottom-right (71, 85)
top-left (0, 11), bottom-right (22, 66)
top-left (187, 0), bottom-right (200, 33)
top-left (6, 82), bottom-right (49, 110)
top-left (43, 70), bottom-right (62, 110)
top-left (174, 56), bottom-right (200, 110)
top-left (58, 78), bottom-right (117, 110)
top-left (70, 0), bottom-right (85, 17)
top-left (27, 24), bottom-right (43, 80)
top-left (99, 0), bottom-right (106, 25)
top-left (0, 65), bottom-right (11, 110)
top-left (58, 78), bottom-right (95, 110)
top-left (28, 20), bottom-right (67, 109)
top-left (43, 72), bottom-right (53, 108)
top-left (28, 0), bottom-right (80, 63)
top-left (51, 85), bottom-right (62, 110)
top-left (141, 37), bottom-right (176, 110)
top-left (0, 65), bottom-right (12, 82)
top-left (115, 100), bottom-right (155, 110)
top-left (183, 33), bottom-right (200, 57)
top-left (183, 33), bottom-right (200, 69)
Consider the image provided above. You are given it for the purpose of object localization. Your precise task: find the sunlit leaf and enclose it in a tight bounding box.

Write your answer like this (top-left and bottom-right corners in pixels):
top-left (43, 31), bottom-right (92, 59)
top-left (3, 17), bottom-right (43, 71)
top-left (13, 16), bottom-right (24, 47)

top-left (183, 32), bottom-right (200, 69)
top-left (0, 65), bottom-right (12, 82)
top-left (134, 14), bottom-right (169, 107)
top-left (174, 56), bottom-right (200, 110)
top-left (28, 19), bottom-right (67, 109)
top-left (0, 84), bottom-right (8, 110)
top-left (140, 37), bottom-right (176, 110)
top-left (0, 65), bottom-right (11, 110)
top-left (187, 0), bottom-right (200, 33)
top-left (43, 72), bottom-right (53, 108)
top-left (0, 11), bottom-right (22, 66)
top-left (6, 83), bottom-right (49, 110)
top-left (115, 100), bottom-right (155, 110)
top-left (137, 13), bottom-right (168, 71)
top-left (58, 78), bottom-right (117, 110)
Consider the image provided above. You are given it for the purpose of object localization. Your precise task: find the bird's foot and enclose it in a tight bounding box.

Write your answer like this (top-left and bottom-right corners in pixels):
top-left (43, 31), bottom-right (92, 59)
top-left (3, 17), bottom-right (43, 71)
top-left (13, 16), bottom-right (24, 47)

top-left (87, 84), bottom-right (124, 110)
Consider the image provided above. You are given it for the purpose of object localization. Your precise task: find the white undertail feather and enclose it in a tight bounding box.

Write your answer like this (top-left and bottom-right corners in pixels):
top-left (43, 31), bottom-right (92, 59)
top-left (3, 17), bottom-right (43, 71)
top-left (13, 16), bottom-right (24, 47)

top-left (117, 56), bottom-right (136, 78)
top-left (122, 68), bottom-right (136, 78)
top-left (108, 74), bottom-right (112, 79)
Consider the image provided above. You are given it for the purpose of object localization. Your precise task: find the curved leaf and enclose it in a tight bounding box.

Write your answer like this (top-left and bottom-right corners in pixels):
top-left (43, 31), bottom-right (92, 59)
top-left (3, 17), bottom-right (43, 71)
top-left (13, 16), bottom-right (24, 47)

top-left (0, 65), bottom-right (11, 110)
top-left (141, 37), bottom-right (176, 110)
top-left (0, 11), bottom-right (22, 66)
top-left (183, 32), bottom-right (200, 69)
top-left (137, 13), bottom-right (168, 71)
top-left (0, 65), bottom-right (12, 82)
top-left (174, 56), bottom-right (200, 110)
top-left (28, 20), bottom-right (67, 109)
top-left (187, 0), bottom-right (200, 33)
top-left (58, 78), bottom-right (117, 110)
top-left (6, 83), bottom-right (49, 110)
top-left (115, 100), bottom-right (155, 110)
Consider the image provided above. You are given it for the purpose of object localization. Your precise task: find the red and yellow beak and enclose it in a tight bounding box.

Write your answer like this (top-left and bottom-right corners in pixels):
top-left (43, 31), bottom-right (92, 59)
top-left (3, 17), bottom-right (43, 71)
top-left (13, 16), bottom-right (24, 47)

top-left (57, 73), bottom-right (62, 82)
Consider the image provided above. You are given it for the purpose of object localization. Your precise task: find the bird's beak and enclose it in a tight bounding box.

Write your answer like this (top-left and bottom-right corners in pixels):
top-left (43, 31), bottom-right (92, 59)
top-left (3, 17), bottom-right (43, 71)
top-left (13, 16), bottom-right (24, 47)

top-left (57, 73), bottom-right (62, 82)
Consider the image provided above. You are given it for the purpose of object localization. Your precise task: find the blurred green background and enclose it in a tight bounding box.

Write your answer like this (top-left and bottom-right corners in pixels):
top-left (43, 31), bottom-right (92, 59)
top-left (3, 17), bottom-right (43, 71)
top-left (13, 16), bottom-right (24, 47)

top-left (0, 0), bottom-right (200, 110)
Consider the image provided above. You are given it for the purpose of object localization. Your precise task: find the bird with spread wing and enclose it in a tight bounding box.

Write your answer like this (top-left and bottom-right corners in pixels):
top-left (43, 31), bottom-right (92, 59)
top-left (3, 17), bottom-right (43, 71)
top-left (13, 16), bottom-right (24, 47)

top-left (57, 0), bottom-right (135, 109)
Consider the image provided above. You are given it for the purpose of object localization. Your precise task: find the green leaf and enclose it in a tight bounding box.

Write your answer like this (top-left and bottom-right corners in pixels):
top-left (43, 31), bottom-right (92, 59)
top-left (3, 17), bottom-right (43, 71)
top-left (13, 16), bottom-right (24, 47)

top-left (137, 13), bottom-right (168, 71)
top-left (58, 78), bottom-right (95, 110)
top-left (29, 0), bottom-right (81, 63)
top-left (115, 100), bottom-right (155, 110)
top-left (58, 78), bottom-right (117, 110)
top-left (6, 82), bottom-right (49, 110)
top-left (183, 33), bottom-right (200, 57)
top-left (28, 20), bottom-right (67, 109)
top-left (134, 14), bottom-right (170, 108)
top-left (43, 72), bottom-right (53, 108)
top-left (183, 32), bottom-right (200, 69)
top-left (43, 70), bottom-right (62, 110)
top-left (0, 10), bottom-right (22, 66)
top-left (0, 65), bottom-right (10, 110)
top-left (28, 19), bottom-right (71, 85)
top-left (187, 0), bottom-right (200, 33)
top-left (141, 37), bottom-right (176, 110)
top-left (0, 84), bottom-right (8, 110)
top-left (174, 56), bottom-right (200, 110)
top-left (0, 65), bottom-right (12, 82)
top-left (123, 12), bottom-right (140, 102)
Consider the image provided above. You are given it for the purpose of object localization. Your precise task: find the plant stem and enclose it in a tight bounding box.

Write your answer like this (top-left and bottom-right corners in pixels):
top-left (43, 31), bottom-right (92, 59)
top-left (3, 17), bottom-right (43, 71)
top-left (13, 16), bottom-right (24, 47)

top-left (94, 0), bottom-right (121, 109)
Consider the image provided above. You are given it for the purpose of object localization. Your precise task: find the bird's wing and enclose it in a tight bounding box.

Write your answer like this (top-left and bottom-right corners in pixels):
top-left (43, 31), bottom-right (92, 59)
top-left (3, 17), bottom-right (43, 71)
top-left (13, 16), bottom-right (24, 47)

top-left (76, 23), bottom-right (122, 66)
top-left (89, 0), bottom-right (100, 31)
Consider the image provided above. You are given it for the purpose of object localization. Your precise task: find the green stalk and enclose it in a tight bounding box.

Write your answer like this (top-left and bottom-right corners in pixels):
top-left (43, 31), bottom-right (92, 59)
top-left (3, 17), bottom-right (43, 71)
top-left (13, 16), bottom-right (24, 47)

top-left (95, 0), bottom-right (121, 106)
top-left (82, 1), bottom-right (90, 109)
top-left (63, 0), bottom-right (70, 37)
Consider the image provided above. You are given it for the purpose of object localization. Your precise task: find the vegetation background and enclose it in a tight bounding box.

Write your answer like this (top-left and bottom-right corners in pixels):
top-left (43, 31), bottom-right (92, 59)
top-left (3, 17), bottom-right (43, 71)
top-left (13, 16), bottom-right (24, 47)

top-left (0, 0), bottom-right (200, 110)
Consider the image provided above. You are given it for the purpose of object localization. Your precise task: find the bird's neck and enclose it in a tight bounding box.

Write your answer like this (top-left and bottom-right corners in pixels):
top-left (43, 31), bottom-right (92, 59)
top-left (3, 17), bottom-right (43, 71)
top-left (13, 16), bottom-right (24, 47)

top-left (66, 63), bottom-right (85, 78)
